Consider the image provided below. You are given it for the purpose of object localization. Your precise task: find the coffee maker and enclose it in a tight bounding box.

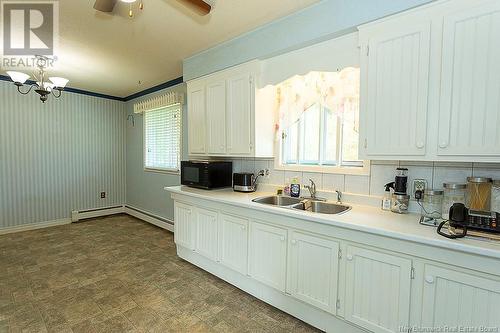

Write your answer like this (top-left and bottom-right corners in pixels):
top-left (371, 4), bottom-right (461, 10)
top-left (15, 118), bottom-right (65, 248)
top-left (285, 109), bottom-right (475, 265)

top-left (385, 168), bottom-right (409, 214)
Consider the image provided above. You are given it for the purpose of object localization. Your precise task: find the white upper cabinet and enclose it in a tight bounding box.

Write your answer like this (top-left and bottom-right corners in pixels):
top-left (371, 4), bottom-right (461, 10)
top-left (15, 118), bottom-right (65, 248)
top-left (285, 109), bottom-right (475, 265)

top-left (206, 80), bottom-right (227, 155)
top-left (437, 0), bottom-right (500, 156)
top-left (186, 61), bottom-right (273, 158)
top-left (359, 0), bottom-right (500, 162)
top-left (187, 83), bottom-right (206, 155)
top-left (344, 245), bottom-right (412, 333)
top-left (420, 265), bottom-right (500, 328)
top-left (226, 73), bottom-right (253, 155)
top-left (359, 12), bottom-right (431, 158)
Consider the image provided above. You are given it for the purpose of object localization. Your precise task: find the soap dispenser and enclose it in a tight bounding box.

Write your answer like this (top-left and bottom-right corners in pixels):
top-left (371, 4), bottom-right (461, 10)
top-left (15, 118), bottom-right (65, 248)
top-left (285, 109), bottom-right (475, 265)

top-left (382, 183), bottom-right (392, 211)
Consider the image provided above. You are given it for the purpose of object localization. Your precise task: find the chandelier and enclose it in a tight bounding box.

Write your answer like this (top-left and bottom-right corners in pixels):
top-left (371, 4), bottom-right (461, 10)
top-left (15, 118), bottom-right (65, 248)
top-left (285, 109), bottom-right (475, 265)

top-left (6, 55), bottom-right (69, 103)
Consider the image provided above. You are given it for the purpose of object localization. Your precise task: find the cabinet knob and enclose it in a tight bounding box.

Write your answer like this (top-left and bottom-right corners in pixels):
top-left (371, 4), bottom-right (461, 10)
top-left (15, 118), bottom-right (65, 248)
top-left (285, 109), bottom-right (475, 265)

top-left (241, 225), bottom-right (246, 230)
top-left (280, 236), bottom-right (286, 242)
top-left (291, 239), bottom-right (297, 245)
top-left (439, 141), bottom-right (448, 148)
top-left (346, 254), bottom-right (353, 261)
top-left (425, 275), bottom-right (434, 284)
top-left (416, 141), bottom-right (425, 149)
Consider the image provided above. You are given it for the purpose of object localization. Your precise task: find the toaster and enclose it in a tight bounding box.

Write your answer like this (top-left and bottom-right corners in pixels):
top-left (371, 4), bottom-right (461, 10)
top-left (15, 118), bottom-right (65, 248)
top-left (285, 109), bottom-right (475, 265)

top-left (233, 173), bottom-right (257, 193)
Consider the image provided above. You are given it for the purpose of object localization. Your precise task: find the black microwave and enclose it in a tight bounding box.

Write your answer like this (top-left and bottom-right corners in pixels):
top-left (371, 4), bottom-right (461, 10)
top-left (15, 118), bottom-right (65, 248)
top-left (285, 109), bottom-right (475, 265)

top-left (181, 160), bottom-right (233, 189)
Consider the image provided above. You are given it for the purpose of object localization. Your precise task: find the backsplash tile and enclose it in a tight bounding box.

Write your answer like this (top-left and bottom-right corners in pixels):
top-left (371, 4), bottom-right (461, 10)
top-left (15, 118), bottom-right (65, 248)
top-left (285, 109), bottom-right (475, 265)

top-left (345, 175), bottom-right (370, 195)
top-left (369, 164), bottom-right (395, 196)
top-left (302, 172), bottom-right (323, 191)
top-left (321, 174), bottom-right (345, 191)
top-left (228, 158), bottom-right (500, 197)
top-left (432, 166), bottom-right (472, 188)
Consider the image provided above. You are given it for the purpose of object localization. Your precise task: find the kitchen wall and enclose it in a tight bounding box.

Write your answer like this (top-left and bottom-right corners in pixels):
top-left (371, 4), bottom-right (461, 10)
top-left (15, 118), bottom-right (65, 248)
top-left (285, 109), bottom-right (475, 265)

top-left (0, 81), bottom-right (126, 230)
top-left (125, 83), bottom-right (188, 221)
top-left (234, 158), bottom-right (500, 201)
top-left (183, 0), bottom-right (433, 81)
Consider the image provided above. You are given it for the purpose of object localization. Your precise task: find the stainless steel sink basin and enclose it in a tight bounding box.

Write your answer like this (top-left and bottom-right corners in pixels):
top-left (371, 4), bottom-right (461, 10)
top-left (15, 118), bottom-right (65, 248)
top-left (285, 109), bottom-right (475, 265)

top-left (291, 201), bottom-right (351, 215)
top-left (252, 196), bottom-right (302, 206)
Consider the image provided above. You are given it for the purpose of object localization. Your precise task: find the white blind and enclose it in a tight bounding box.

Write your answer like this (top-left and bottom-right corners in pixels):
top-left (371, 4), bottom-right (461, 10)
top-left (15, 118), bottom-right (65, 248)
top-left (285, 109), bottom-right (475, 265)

top-left (144, 104), bottom-right (181, 172)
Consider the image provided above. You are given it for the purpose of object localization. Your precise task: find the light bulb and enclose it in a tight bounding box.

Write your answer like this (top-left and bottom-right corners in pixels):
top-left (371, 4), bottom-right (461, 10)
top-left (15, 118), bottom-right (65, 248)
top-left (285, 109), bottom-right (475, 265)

top-left (7, 71), bottom-right (30, 84)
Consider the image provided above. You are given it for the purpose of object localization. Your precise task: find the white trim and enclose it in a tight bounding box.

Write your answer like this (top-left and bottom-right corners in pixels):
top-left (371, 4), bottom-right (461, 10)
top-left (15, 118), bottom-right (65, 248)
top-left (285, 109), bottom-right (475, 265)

top-left (143, 167), bottom-right (180, 175)
top-left (273, 153), bottom-right (371, 176)
top-left (125, 205), bottom-right (174, 232)
top-left (0, 218), bottom-right (71, 235)
top-left (0, 205), bottom-right (174, 235)
top-left (133, 93), bottom-right (183, 114)
top-left (71, 206), bottom-right (125, 222)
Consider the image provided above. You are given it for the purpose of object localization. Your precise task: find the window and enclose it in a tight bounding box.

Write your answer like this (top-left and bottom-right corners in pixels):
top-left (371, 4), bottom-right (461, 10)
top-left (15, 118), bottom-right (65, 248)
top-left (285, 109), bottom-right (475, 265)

top-left (144, 104), bottom-right (181, 173)
top-left (277, 68), bottom-right (366, 173)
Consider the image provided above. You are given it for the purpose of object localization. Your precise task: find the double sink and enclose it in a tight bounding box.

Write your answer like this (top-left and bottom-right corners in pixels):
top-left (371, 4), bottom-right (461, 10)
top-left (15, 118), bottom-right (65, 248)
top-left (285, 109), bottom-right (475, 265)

top-left (252, 195), bottom-right (350, 215)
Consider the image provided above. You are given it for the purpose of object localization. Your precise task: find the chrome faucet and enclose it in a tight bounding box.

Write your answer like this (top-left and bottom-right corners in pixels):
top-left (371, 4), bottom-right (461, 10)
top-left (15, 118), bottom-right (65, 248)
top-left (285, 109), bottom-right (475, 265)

top-left (335, 190), bottom-right (343, 204)
top-left (304, 179), bottom-right (317, 199)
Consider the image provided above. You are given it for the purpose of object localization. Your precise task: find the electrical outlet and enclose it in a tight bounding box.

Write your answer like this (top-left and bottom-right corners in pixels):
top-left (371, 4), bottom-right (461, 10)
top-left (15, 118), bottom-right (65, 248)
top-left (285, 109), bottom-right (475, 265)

top-left (413, 179), bottom-right (427, 199)
top-left (100, 192), bottom-right (106, 199)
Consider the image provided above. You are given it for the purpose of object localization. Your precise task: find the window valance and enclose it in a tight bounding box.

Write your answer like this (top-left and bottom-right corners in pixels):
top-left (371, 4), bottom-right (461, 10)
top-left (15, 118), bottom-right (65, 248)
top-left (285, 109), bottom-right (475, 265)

top-left (134, 91), bottom-right (184, 114)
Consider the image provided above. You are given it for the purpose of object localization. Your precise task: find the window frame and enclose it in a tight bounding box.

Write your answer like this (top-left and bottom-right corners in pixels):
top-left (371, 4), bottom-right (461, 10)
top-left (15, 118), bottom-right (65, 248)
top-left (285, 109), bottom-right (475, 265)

top-left (143, 104), bottom-right (183, 175)
top-left (275, 103), bottom-right (370, 176)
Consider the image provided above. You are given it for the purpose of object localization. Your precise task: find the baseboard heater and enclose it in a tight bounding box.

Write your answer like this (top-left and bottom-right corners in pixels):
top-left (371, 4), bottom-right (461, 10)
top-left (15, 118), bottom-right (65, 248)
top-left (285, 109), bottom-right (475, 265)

top-left (124, 205), bottom-right (174, 232)
top-left (71, 205), bottom-right (125, 222)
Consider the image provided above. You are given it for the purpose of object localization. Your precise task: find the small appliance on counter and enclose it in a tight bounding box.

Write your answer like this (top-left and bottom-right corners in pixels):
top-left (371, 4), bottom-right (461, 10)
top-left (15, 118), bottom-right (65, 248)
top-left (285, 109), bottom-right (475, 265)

top-left (437, 203), bottom-right (500, 239)
top-left (233, 171), bottom-right (264, 193)
top-left (384, 167), bottom-right (410, 214)
top-left (181, 160), bottom-right (232, 190)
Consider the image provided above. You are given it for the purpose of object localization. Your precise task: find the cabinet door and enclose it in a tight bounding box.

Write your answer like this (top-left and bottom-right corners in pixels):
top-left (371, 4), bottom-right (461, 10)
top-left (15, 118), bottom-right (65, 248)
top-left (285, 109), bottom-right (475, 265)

top-left (187, 84), bottom-right (206, 155)
top-left (174, 202), bottom-right (195, 250)
top-left (421, 265), bottom-right (500, 328)
top-left (361, 21), bottom-right (431, 156)
top-left (206, 80), bottom-right (227, 155)
top-left (249, 221), bottom-right (287, 292)
top-left (195, 208), bottom-right (218, 261)
top-left (226, 73), bottom-right (253, 155)
top-left (218, 213), bottom-right (248, 275)
top-left (344, 246), bottom-right (412, 333)
top-left (287, 231), bottom-right (340, 314)
top-left (437, 1), bottom-right (500, 156)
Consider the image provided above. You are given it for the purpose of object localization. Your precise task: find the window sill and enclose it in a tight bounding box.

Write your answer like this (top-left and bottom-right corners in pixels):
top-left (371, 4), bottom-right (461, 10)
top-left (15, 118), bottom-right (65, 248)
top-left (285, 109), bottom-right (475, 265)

top-left (273, 160), bottom-right (371, 176)
top-left (144, 167), bottom-right (180, 176)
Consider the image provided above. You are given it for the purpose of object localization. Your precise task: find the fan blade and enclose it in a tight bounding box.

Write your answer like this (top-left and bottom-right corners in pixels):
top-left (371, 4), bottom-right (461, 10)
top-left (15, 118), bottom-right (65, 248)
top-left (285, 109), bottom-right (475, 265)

top-left (93, 0), bottom-right (118, 12)
top-left (181, 0), bottom-right (212, 15)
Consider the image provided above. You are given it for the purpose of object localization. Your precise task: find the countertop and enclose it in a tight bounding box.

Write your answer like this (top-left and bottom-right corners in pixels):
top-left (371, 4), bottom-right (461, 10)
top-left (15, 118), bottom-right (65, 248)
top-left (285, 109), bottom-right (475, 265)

top-left (165, 185), bottom-right (500, 260)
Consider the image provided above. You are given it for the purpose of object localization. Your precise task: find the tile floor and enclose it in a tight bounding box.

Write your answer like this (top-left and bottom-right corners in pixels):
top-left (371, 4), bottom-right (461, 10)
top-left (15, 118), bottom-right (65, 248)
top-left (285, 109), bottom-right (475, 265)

top-left (0, 215), bottom-right (321, 332)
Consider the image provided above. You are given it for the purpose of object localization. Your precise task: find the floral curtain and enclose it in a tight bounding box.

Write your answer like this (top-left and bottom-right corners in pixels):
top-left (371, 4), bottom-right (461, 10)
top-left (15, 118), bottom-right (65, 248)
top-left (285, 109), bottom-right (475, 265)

top-left (276, 67), bottom-right (360, 132)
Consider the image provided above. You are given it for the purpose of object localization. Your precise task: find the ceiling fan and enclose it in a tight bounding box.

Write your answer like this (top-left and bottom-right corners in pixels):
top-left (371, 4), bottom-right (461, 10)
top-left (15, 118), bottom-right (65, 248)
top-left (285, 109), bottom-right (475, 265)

top-left (93, 0), bottom-right (212, 17)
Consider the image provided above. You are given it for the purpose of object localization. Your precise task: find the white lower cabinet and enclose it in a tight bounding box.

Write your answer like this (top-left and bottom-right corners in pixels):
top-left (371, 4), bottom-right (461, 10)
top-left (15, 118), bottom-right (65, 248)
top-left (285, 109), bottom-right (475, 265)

top-left (249, 221), bottom-right (288, 292)
top-left (218, 213), bottom-right (249, 275)
top-left (421, 265), bottom-right (500, 328)
top-left (287, 231), bottom-right (340, 314)
top-left (173, 198), bottom-right (500, 333)
top-left (194, 208), bottom-right (218, 261)
top-left (174, 202), bottom-right (195, 250)
top-left (344, 246), bottom-right (412, 333)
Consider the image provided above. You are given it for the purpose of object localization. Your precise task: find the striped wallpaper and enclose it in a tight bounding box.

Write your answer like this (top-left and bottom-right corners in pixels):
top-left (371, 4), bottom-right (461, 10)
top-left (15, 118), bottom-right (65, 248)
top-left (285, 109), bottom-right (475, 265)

top-left (0, 81), bottom-right (126, 229)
